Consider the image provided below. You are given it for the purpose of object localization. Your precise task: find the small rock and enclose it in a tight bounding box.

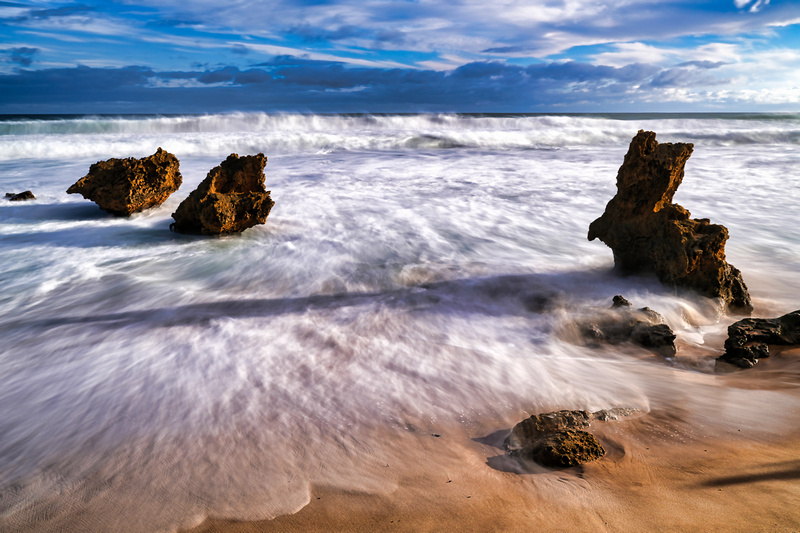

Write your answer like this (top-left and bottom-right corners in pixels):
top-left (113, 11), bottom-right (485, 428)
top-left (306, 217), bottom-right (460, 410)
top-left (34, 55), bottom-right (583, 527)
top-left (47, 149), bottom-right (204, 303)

top-left (67, 148), bottom-right (182, 216)
top-left (717, 310), bottom-right (800, 368)
top-left (504, 410), bottom-right (605, 468)
top-left (575, 296), bottom-right (677, 357)
top-left (170, 153), bottom-right (274, 235)
top-left (5, 191), bottom-right (35, 201)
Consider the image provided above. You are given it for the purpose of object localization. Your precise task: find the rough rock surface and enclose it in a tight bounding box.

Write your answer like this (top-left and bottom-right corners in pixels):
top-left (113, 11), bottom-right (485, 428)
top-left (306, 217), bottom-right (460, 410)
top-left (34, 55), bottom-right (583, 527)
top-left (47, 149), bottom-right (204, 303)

top-left (717, 310), bottom-right (800, 368)
top-left (576, 295), bottom-right (677, 357)
top-left (170, 153), bottom-right (274, 235)
top-left (67, 148), bottom-right (182, 216)
top-left (504, 410), bottom-right (605, 467)
top-left (588, 130), bottom-right (752, 314)
top-left (5, 191), bottom-right (35, 201)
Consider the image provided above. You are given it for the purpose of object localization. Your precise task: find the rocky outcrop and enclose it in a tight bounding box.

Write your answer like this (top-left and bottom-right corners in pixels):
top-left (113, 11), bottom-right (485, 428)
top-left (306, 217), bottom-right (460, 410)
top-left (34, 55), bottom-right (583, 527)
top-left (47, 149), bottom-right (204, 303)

top-left (170, 153), bottom-right (274, 235)
top-left (588, 131), bottom-right (752, 315)
top-left (5, 191), bottom-right (35, 201)
top-left (67, 148), bottom-right (182, 216)
top-left (504, 410), bottom-right (606, 467)
top-left (717, 310), bottom-right (800, 368)
top-left (575, 295), bottom-right (677, 357)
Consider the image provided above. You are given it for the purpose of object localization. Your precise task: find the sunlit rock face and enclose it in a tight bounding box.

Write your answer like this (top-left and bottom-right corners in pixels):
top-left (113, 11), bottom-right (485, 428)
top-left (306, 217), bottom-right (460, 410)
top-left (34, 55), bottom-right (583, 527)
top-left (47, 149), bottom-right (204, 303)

top-left (170, 153), bottom-right (274, 235)
top-left (67, 148), bottom-right (182, 216)
top-left (504, 410), bottom-right (606, 467)
top-left (588, 130), bottom-right (752, 315)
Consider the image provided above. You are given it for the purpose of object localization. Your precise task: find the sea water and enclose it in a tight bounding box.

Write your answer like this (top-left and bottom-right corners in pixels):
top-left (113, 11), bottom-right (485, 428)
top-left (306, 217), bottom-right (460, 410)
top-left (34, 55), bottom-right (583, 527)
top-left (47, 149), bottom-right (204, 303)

top-left (1, 113), bottom-right (799, 531)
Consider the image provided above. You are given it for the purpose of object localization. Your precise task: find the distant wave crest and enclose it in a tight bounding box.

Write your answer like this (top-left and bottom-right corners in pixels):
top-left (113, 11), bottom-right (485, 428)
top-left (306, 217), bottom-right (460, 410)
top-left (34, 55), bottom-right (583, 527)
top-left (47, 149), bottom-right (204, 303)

top-left (1, 112), bottom-right (799, 160)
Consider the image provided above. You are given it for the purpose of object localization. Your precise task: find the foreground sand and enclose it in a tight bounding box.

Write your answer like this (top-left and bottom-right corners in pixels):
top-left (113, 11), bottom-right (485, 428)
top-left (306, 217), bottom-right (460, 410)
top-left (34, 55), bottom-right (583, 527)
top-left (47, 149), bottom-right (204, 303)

top-left (186, 350), bottom-right (800, 533)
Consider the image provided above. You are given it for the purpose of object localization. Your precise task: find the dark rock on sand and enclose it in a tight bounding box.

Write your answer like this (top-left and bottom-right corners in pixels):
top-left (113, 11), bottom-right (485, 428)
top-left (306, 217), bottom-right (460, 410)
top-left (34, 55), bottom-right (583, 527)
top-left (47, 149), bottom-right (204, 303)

top-left (577, 295), bottom-right (677, 357)
top-left (588, 130), bottom-right (752, 315)
top-left (504, 410), bottom-right (605, 468)
top-left (717, 310), bottom-right (800, 368)
top-left (67, 148), bottom-right (182, 216)
top-left (170, 153), bottom-right (274, 235)
top-left (5, 191), bottom-right (35, 201)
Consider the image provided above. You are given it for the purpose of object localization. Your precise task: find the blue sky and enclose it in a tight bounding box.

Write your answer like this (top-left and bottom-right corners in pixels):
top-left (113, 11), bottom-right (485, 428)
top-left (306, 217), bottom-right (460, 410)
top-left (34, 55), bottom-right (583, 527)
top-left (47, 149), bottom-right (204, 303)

top-left (1, 0), bottom-right (800, 113)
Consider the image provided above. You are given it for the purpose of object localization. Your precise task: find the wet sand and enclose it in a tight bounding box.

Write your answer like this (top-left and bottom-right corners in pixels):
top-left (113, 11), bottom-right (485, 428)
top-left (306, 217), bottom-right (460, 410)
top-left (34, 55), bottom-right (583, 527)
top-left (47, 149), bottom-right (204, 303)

top-left (186, 349), bottom-right (800, 533)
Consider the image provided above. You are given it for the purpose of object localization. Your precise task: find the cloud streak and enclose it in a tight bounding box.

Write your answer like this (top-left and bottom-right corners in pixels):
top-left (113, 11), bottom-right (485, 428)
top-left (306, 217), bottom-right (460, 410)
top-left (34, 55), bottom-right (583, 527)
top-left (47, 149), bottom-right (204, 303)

top-left (1, 0), bottom-right (799, 111)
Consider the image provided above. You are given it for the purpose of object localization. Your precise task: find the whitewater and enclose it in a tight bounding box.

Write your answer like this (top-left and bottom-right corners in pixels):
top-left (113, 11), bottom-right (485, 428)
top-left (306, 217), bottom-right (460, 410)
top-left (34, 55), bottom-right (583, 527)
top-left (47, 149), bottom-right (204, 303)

top-left (1, 113), bottom-right (799, 532)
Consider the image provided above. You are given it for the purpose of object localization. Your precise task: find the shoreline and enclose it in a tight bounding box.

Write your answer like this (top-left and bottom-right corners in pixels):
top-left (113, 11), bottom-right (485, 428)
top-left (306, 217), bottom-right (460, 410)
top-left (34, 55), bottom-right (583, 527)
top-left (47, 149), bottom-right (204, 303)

top-left (186, 349), bottom-right (800, 533)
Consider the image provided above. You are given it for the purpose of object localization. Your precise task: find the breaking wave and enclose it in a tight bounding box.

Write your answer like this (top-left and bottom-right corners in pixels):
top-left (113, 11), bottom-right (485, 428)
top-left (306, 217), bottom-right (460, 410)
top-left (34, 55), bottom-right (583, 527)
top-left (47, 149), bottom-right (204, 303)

top-left (1, 112), bottom-right (800, 160)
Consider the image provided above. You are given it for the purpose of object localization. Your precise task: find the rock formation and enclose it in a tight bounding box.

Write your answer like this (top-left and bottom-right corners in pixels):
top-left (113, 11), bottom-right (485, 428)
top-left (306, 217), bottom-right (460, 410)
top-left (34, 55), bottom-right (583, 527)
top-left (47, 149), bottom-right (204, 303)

top-left (5, 191), bottom-right (35, 201)
top-left (588, 130), bottom-right (752, 314)
top-left (504, 410), bottom-right (606, 467)
top-left (575, 295), bottom-right (677, 357)
top-left (717, 310), bottom-right (800, 368)
top-left (67, 148), bottom-right (182, 216)
top-left (170, 153), bottom-right (274, 235)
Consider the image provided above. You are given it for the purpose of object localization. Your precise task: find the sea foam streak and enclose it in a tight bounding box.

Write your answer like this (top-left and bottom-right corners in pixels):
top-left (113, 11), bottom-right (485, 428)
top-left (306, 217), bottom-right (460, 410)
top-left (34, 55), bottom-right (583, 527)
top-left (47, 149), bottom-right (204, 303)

top-left (1, 113), bottom-right (799, 531)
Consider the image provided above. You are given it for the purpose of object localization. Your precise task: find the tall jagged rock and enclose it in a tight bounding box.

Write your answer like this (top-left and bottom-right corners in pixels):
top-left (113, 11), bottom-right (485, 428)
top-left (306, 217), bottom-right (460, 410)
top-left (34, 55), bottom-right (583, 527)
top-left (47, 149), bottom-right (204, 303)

top-left (67, 148), bottom-right (182, 216)
top-left (170, 153), bottom-right (274, 235)
top-left (588, 130), bottom-right (752, 314)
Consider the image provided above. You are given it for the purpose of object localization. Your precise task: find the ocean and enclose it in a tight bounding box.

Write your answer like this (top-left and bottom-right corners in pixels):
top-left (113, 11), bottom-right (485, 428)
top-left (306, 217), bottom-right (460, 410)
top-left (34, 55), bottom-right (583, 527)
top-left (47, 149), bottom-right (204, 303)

top-left (1, 113), bottom-right (799, 531)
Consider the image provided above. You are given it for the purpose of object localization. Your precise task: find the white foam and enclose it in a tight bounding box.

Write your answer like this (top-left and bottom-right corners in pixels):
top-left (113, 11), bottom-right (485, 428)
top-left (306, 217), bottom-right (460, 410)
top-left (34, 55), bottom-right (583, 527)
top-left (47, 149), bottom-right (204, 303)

top-left (1, 113), bottom-right (799, 531)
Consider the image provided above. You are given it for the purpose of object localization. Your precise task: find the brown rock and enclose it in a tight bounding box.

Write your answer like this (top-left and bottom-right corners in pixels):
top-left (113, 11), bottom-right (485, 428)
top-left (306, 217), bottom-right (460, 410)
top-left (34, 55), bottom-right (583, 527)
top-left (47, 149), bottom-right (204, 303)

top-left (717, 310), bottom-right (800, 368)
top-left (5, 191), bottom-right (35, 201)
top-left (67, 148), bottom-right (182, 216)
top-left (575, 296), bottom-right (677, 357)
top-left (170, 153), bottom-right (274, 235)
top-left (504, 410), bottom-right (605, 468)
top-left (588, 130), bottom-right (752, 314)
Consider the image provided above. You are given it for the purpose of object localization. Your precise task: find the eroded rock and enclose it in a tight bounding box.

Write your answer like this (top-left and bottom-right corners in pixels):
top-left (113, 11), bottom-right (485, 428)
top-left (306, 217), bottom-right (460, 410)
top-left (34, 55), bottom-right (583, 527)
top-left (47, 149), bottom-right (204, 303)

top-left (717, 310), bottom-right (800, 368)
top-left (588, 131), bottom-right (752, 314)
top-left (504, 410), bottom-right (605, 467)
top-left (5, 191), bottom-right (35, 201)
top-left (575, 295), bottom-right (677, 357)
top-left (170, 153), bottom-right (274, 235)
top-left (67, 148), bottom-right (182, 216)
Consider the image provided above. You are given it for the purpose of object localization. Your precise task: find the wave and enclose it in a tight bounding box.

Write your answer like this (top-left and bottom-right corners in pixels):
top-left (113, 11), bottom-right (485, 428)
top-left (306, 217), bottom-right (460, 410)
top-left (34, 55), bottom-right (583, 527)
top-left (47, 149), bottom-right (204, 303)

top-left (1, 112), bottom-right (799, 160)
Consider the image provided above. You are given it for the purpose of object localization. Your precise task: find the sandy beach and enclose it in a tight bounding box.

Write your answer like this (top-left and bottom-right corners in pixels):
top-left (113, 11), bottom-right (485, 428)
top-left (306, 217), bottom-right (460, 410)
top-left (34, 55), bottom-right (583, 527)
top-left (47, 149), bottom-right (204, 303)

top-left (186, 348), bottom-right (800, 533)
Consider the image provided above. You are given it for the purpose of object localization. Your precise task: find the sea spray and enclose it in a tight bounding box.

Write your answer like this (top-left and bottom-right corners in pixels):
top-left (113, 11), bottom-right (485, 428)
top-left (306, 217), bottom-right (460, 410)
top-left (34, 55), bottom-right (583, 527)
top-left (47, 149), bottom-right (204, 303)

top-left (1, 113), bottom-right (799, 531)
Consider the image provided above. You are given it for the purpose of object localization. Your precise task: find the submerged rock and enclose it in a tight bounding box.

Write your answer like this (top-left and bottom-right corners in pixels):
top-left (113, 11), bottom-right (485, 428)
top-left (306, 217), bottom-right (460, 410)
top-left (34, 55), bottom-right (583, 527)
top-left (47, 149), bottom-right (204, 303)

top-left (5, 191), bottom-right (35, 201)
top-left (170, 153), bottom-right (274, 235)
top-left (588, 130), bottom-right (752, 314)
top-left (504, 410), bottom-right (605, 468)
top-left (67, 148), bottom-right (182, 216)
top-left (576, 295), bottom-right (677, 357)
top-left (717, 310), bottom-right (800, 368)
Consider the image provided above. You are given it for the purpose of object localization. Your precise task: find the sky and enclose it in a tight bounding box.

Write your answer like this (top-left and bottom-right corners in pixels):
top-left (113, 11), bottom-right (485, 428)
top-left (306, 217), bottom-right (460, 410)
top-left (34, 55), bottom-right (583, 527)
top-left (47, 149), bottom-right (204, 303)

top-left (1, 0), bottom-right (800, 113)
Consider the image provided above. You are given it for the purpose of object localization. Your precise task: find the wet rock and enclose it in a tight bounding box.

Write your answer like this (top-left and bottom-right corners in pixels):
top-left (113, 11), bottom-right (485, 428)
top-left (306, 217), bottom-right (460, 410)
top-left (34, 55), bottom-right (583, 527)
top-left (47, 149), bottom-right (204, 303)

top-left (504, 410), bottom-right (605, 468)
top-left (170, 153), bottom-right (274, 235)
top-left (588, 130), bottom-right (752, 314)
top-left (575, 295), bottom-right (677, 357)
top-left (717, 310), bottom-right (800, 368)
top-left (67, 148), bottom-right (182, 216)
top-left (5, 191), bottom-right (35, 201)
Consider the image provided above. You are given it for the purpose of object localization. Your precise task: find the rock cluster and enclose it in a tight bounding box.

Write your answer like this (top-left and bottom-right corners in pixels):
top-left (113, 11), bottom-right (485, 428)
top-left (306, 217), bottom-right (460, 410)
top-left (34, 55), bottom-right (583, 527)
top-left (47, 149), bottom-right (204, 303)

top-left (503, 410), bottom-right (606, 467)
top-left (576, 295), bottom-right (677, 357)
top-left (5, 191), bottom-right (35, 201)
top-left (170, 153), bottom-right (274, 235)
top-left (67, 148), bottom-right (182, 216)
top-left (717, 310), bottom-right (800, 368)
top-left (588, 131), bottom-right (752, 314)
